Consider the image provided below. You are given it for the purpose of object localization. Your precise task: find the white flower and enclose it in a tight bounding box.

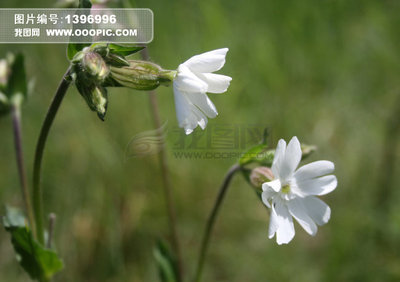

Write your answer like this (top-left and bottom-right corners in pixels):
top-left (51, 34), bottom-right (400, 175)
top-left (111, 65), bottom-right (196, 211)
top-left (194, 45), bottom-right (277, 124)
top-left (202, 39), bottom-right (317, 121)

top-left (173, 48), bottom-right (232, 135)
top-left (262, 136), bottom-right (337, 245)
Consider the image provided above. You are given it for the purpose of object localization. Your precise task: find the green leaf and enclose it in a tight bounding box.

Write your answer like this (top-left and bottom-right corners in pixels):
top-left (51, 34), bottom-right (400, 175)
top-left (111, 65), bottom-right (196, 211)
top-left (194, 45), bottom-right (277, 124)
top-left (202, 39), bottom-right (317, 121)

top-left (153, 240), bottom-right (178, 282)
top-left (3, 207), bottom-right (63, 281)
top-left (239, 128), bottom-right (274, 166)
top-left (67, 43), bottom-right (90, 61)
top-left (107, 44), bottom-right (145, 57)
top-left (6, 53), bottom-right (27, 99)
top-left (239, 144), bottom-right (275, 167)
top-left (79, 0), bottom-right (92, 8)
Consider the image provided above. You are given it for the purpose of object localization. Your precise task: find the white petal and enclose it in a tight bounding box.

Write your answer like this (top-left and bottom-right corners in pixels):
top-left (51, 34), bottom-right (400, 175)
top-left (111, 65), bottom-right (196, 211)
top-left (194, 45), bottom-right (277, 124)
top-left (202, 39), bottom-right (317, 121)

top-left (274, 200), bottom-right (295, 245)
top-left (182, 48), bottom-right (229, 73)
top-left (261, 189), bottom-right (276, 208)
top-left (288, 198), bottom-right (317, 236)
top-left (189, 103), bottom-right (208, 130)
top-left (268, 203), bottom-right (279, 238)
top-left (279, 136), bottom-right (302, 181)
top-left (271, 139), bottom-right (286, 179)
top-left (294, 161), bottom-right (335, 182)
top-left (175, 65), bottom-right (208, 93)
top-left (295, 175), bottom-right (337, 196)
top-left (184, 91), bottom-right (218, 118)
top-left (196, 73), bottom-right (232, 93)
top-left (302, 196), bottom-right (331, 226)
top-left (262, 179), bottom-right (281, 193)
top-left (173, 83), bottom-right (208, 135)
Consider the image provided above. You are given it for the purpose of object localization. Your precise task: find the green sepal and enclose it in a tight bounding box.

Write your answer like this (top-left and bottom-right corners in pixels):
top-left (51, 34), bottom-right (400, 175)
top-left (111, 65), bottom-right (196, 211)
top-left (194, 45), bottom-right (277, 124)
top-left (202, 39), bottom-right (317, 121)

top-left (104, 53), bottom-right (130, 67)
top-left (107, 44), bottom-right (145, 57)
top-left (2, 207), bottom-right (63, 281)
top-left (153, 240), bottom-right (178, 282)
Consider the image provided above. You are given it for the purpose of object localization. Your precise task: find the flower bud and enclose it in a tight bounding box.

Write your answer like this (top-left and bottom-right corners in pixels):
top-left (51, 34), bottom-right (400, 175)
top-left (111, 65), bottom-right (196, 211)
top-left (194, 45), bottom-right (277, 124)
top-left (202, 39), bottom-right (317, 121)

top-left (109, 60), bottom-right (177, 91)
top-left (250, 167), bottom-right (274, 188)
top-left (75, 77), bottom-right (108, 121)
top-left (82, 51), bottom-right (110, 81)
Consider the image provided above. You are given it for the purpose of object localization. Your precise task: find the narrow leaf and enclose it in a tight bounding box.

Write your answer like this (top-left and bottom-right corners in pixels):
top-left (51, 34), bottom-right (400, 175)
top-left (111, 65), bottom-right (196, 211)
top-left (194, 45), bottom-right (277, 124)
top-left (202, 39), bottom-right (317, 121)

top-left (153, 240), bottom-right (178, 282)
top-left (7, 53), bottom-right (27, 99)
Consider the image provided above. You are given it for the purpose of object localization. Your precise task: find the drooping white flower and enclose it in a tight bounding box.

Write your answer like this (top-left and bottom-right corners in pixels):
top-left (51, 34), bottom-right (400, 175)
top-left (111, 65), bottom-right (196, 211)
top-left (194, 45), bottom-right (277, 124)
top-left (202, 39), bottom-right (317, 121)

top-left (262, 136), bottom-right (337, 245)
top-left (173, 48), bottom-right (232, 135)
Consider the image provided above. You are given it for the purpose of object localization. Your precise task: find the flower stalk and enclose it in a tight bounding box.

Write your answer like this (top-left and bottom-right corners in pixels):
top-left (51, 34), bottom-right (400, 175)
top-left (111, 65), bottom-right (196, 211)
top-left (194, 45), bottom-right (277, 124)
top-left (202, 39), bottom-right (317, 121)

top-left (33, 67), bottom-right (72, 244)
top-left (194, 163), bottom-right (241, 282)
top-left (11, 100), bottom-right (35, 234)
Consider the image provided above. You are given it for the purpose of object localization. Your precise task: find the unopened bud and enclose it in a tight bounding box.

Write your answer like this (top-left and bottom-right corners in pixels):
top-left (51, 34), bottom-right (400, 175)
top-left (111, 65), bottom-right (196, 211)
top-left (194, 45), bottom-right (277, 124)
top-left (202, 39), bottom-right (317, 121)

top-left (109, 60), bottom-right (176, 91)
top-left (250, 167), bottom-right (274, 188)
top-left (81, 51), bottom-right (109, 81)
top-left (75, 77), bottom-right (108, 121)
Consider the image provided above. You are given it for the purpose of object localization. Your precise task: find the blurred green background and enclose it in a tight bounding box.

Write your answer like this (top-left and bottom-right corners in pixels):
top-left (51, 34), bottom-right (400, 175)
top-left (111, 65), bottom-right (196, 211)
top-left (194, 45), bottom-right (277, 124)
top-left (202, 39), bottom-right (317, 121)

top-left (1, 0), bottom-right (400, 281)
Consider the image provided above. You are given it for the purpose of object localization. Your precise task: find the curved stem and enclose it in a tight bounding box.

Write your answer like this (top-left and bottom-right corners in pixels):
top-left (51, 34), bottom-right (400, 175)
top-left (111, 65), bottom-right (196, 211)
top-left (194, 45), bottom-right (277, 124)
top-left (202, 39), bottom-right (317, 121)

top-left (33, 67), bottom-right (72, 245)
top-left (11, 103), bottom-right (35, 234)
top-left (193, 163), bottom-right (241, 282)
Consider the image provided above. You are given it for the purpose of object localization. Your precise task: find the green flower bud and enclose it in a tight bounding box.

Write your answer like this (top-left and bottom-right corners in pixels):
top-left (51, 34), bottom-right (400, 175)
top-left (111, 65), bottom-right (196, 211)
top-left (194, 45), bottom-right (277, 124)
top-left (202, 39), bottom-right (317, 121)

top-left (75, 77), bottom-right (108, 121)
top-left (109, 60), bottom-right (177, 91)
top-left (81, 51), bottom-right (109, 81)
top-left (250, 166), bottom-right (274, 189)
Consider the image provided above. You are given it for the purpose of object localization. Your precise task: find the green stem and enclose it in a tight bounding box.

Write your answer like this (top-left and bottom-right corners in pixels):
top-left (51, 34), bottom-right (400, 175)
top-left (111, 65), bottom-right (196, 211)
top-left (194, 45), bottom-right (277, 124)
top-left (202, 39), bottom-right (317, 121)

top-left (193, 164), bottom-right (241, 282)
top-left (140, 47), bottom-right (184, 282)
top-left (33, 67), bottom-right (72, 245)
top-left (11, 102), bottom-right (35, 234)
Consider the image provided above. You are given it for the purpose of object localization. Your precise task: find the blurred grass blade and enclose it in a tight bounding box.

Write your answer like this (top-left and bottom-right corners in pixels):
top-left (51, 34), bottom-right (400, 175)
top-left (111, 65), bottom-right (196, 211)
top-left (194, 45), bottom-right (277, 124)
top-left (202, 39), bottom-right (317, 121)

top-left (3, 207), bottom-right (63, 281)
top-left (7, 53), bottom-right (27, 99)
top-left (153, 240), bottom-right (178, 282)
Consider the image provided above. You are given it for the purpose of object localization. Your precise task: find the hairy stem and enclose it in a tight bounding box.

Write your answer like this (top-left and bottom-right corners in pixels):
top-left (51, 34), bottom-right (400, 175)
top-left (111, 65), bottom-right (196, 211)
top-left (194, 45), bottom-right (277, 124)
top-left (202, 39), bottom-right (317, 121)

top-left (140, 48), bottom-right (184, 282)
top-left (11, 103), bottom-right (35, 234)
top-left (194, 164), bottom-right (241, 282)
top-left (33, 67), bottom-right (72, 245)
